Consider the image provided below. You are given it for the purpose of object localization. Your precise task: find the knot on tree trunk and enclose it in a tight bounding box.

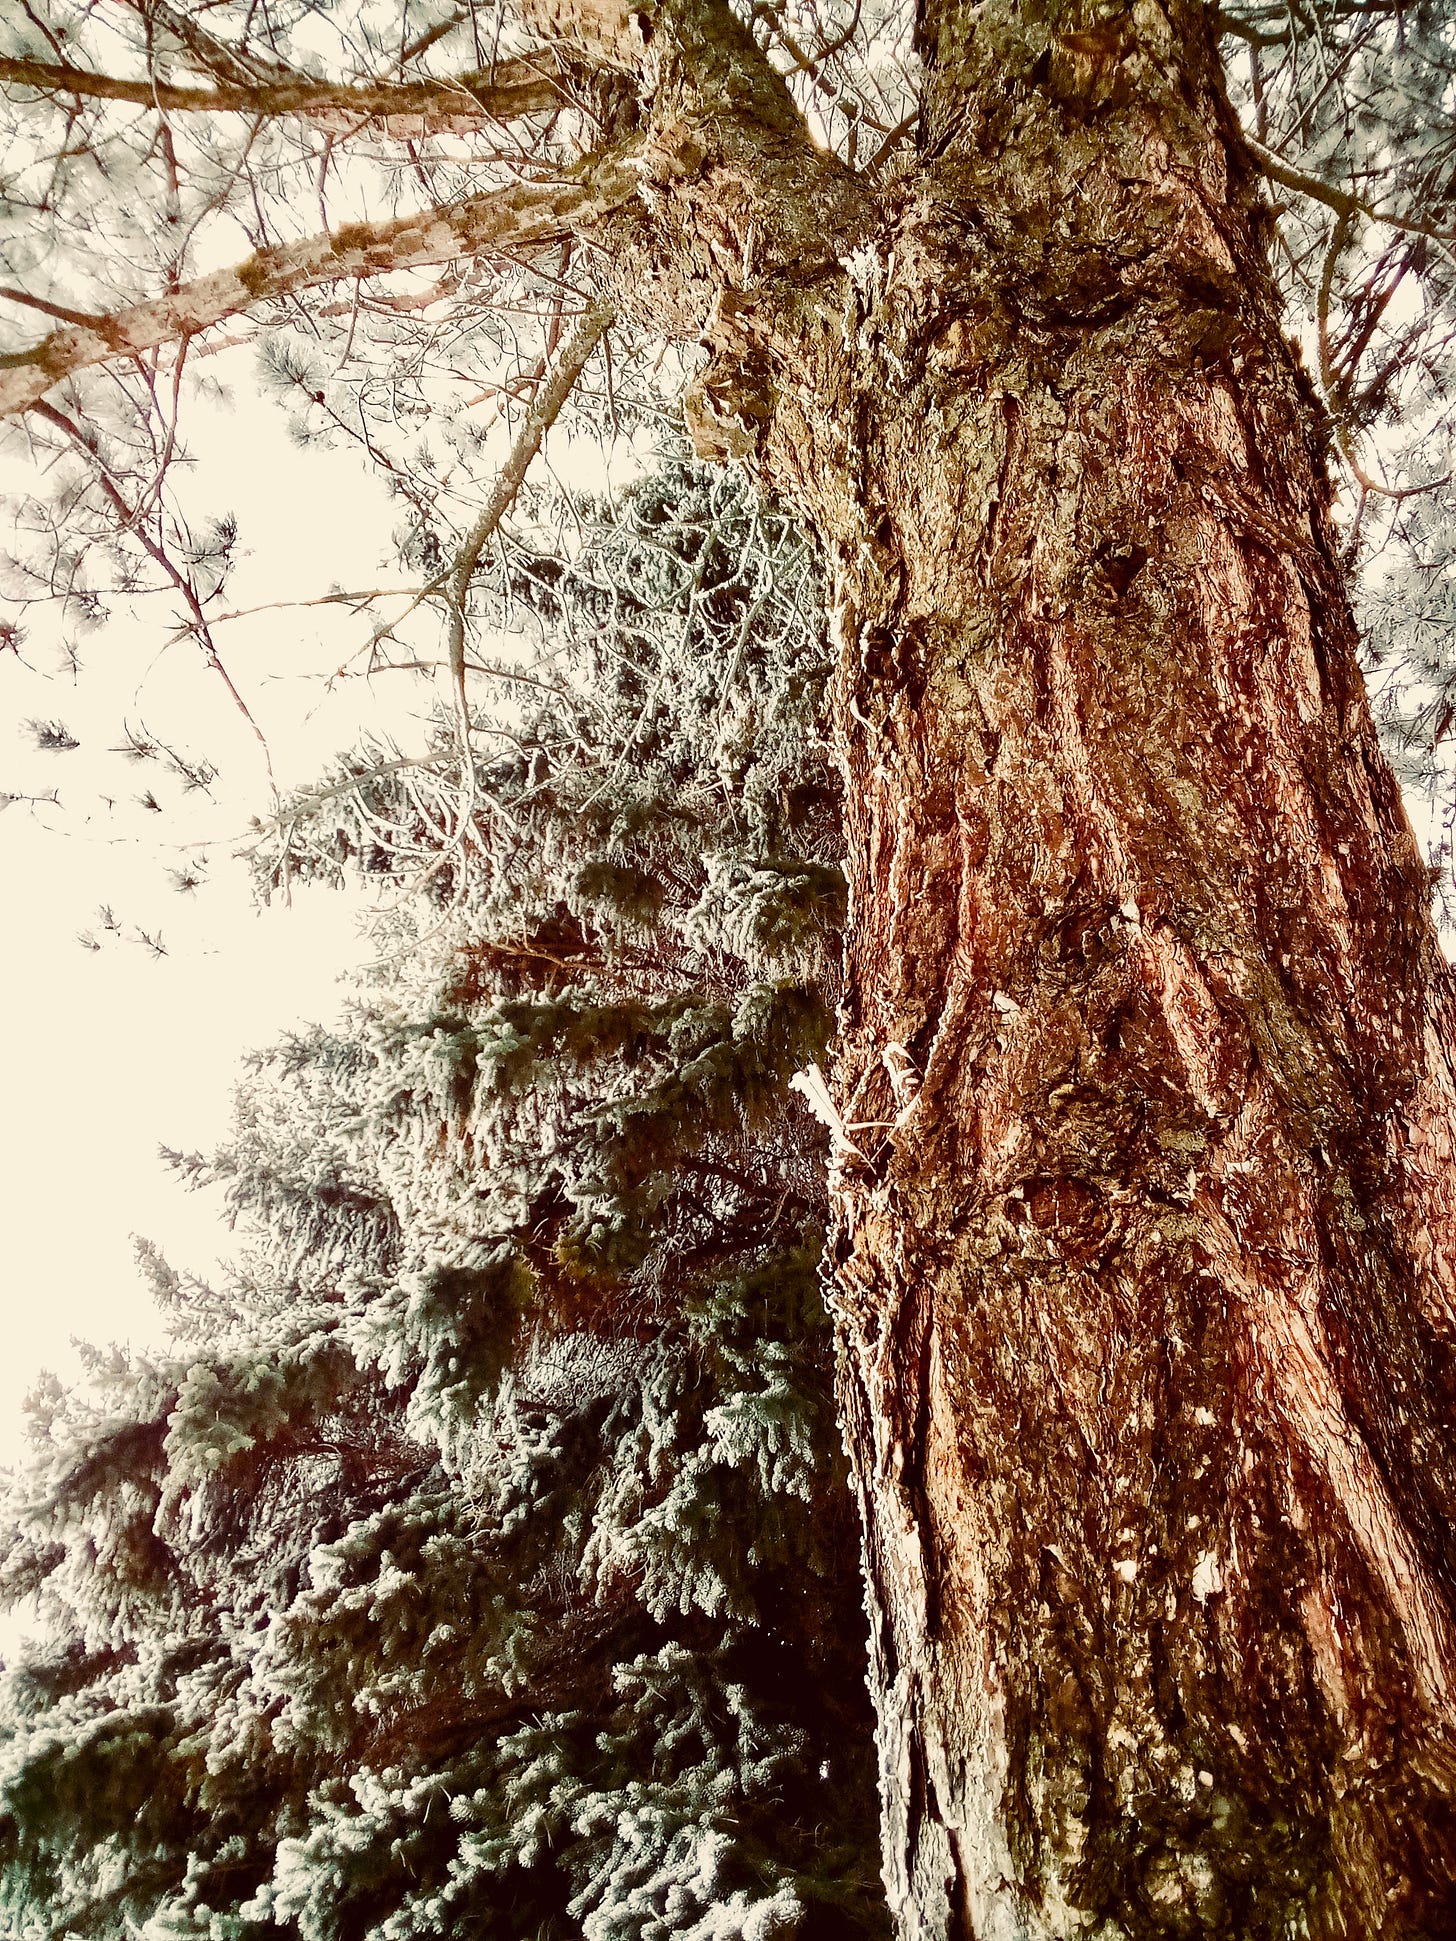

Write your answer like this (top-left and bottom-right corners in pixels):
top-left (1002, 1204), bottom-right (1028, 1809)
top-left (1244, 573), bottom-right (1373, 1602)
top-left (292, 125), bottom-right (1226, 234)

top-left (683, 351), bottom-right (773, 461)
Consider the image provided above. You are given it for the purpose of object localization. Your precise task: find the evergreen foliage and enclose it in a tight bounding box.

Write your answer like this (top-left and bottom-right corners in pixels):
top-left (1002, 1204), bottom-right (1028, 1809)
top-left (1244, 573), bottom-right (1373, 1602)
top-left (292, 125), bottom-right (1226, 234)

top-left (0, 460), bottom-right (884, 1941)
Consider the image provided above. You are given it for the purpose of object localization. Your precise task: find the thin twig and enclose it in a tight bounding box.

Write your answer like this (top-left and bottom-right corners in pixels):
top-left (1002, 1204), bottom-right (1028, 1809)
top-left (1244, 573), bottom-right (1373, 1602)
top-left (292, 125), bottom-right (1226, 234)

top-left (31, 397), bottom-right (277, 785)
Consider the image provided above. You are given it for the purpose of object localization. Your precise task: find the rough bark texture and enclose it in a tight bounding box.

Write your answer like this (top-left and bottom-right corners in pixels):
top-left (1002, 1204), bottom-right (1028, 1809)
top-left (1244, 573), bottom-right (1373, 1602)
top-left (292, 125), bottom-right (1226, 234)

top-left (762, 7), bottom-right (1456, 1935)
top-left (13, 0), bottom-right (1456, 1926)
top-left (617, 0), bottom-right (1456, 1929)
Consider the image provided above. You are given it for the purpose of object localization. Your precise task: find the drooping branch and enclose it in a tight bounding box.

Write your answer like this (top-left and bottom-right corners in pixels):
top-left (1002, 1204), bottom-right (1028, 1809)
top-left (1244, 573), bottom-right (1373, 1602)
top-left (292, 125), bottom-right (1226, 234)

top-left (0, 53), bottom-right (564, 129)
top-left (0, 151), bottom-right (641, 420)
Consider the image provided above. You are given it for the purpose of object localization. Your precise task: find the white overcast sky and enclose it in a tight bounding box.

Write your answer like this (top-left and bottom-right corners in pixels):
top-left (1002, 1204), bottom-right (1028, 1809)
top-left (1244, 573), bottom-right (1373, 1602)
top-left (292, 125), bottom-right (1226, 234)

top-left (0, 360), bottom-right (418, 1470)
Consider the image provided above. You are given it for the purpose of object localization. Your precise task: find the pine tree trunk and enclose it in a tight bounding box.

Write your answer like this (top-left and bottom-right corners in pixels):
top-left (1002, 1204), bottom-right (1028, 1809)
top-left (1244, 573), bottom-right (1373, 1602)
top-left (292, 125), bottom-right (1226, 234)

top-left (688, 0), bottom-right (1456, 1930)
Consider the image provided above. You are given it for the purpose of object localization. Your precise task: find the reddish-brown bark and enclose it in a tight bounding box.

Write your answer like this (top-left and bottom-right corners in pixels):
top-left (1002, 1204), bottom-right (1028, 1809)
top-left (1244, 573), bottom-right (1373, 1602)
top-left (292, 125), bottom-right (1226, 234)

top-left (716, 0), bottom-right (1456, 1928)
top-left (10, 0), bottom-right (1456, 1923)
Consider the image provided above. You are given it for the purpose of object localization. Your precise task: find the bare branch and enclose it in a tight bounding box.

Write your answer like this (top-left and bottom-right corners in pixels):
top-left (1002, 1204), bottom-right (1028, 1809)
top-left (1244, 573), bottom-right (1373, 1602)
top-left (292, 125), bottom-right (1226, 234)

top-left (1214, 0), bottom-right (1413, 45)
top-left (0, 285), bottom-right (111, 329)
top-left (0, 53), bottom-right (564, 130)
top-left (866, 109), bottom-right (920, 174)
top-left (447, 301), bottom-right (614, 689)
top-left (401, 11), bottom-right (473, 71)
top-left (0, 150), bottom-right (641, 420)
top-left (1316, 230), bottom-right (1452, 505)
top-left (438, 302), bottom-right (613, 891)
top-left (1247, 134), bottom-right (1456, 251)
top-left (192, 587), bottom-right (431, 631)
top-left (30, 396), bottom-right (277, 778)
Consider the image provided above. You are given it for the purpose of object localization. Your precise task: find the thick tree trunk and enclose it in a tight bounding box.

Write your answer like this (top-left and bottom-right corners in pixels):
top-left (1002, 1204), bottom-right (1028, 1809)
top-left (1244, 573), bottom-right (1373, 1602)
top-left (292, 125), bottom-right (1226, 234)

top-left (523, 0), bottom-right (1456, 1920)
top-left (693, 0), bottom-right (1456, 1931)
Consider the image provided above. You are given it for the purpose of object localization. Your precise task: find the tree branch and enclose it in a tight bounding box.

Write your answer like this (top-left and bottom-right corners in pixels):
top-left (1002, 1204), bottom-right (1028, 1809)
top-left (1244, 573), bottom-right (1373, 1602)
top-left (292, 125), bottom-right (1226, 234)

top-left (0, 150), bottom-right (640, 420)
top-left (1247, 135), bottom-right (1456, 250)
top-left (329, 301), bottom-right (614, 917)
top-left (30, 396), bottom-right (276, 779)
top-left (1214, 0), bottom-right (1414, 44)
top-left (0, 53), bottom-right (564, 129)
top-left (0, 285), bottom-right (111, 329)
top-left (117, 0), bottom-right (303, 89)
top-left (447, 300), bottom-right (613, 698)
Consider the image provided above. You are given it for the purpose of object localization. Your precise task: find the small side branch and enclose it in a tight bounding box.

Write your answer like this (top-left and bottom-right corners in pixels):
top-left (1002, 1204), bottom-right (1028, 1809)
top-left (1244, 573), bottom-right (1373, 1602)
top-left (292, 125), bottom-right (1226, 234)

top-left (446, 301), bottom-right (613, 766)
top-left (1247, 135), bottom-right (1456, 252)
top-left (349, 301), bottom-right (612, 929)
top-left (446, 303), bottom-right (614, 691)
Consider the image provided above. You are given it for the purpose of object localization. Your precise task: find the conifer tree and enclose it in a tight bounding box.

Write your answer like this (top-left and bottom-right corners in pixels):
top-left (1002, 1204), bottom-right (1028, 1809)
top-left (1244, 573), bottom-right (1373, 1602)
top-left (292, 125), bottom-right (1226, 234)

top-left (0, 459), bottom-right (885, 1941)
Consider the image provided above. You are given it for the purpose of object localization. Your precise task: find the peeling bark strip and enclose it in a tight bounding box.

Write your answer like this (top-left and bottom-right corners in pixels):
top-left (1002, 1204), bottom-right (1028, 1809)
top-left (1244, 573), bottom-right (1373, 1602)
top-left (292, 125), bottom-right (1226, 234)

top-left (0, 153), bottom-right (638, 418)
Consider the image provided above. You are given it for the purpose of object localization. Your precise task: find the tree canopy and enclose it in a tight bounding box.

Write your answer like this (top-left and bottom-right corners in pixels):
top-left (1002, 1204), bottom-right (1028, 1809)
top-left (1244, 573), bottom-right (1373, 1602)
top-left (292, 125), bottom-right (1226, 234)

top-left (2, 0), bottom-right (1456, 874)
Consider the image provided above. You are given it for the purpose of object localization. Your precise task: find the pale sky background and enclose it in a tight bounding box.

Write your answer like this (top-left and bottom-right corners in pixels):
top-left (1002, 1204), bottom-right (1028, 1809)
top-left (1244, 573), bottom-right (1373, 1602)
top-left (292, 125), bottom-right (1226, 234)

top-left (0, 359), bottom-right (417, 1471)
